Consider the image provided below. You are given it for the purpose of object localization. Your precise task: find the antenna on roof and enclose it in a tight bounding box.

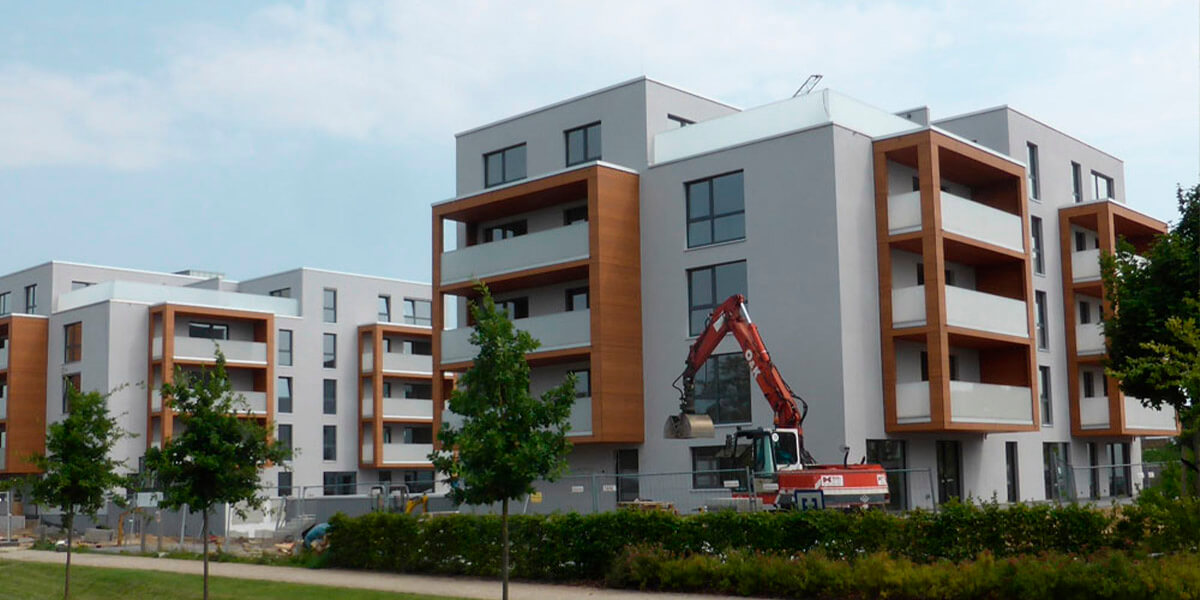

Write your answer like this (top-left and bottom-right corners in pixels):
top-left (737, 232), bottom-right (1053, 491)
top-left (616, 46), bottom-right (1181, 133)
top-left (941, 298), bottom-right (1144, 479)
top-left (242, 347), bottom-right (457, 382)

top-left (793, 74), bottom-right (823, 97)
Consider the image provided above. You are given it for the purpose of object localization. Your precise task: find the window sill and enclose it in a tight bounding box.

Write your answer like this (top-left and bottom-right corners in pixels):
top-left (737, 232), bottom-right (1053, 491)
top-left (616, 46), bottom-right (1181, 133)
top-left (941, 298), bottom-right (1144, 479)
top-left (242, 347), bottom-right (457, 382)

top-left (685, 238), bottom-right (747, 253)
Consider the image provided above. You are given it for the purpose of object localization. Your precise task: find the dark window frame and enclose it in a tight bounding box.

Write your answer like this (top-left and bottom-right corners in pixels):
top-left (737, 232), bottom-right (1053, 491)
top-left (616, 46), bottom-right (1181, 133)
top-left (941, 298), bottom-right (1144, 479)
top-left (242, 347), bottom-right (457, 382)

top-left (322, 425), bottom-right (337, 461)
top-left (686, 171), bottom-right (746, 248)
top-left (277, 376), bottom-right (293, 413)
top-left (1035, 291), bottom-right (1049, 349)
top-left (24, 284), bottom-right (36, 313)
top-left (565, 287), bottom-right (589, 311)
top-left (690, 446), bottom-right (725, 489)
top-left (692, 352), bottom-right (752, 425)
top-left (64, 322), bottom-right (82, 363)
top-left (1026, 143), bottom-right (1040, 200)
top-left (569, 369), bottom-right (591, 398)
top-left (484, 143), bottom-right (527, 188)
top-left (563, 205), bottom-right (588, 225)
top-left (378, 295), bottom-right (391, 322)
top-left (1005, 441), bottom-right (1020, 502)
top-left (322, 471), bottom-right (356, 496)
top-left (277, 471), bottom-right (293, 497)
top-left (564, 121), bottom-right (602, 166)
top-left (1039, 366), bottom-right (1052, 426)
top-left (323, 333), bottom-right (337, 368)
top-left (323, 379), bottom-right (337, 415)
top-left (403, 298), bottom-right (432, 326)
top-left (278, 329), bottom-right (293, 366)
top-left (687, 261), bottom-right (748, 336)
top-left (0, 292), bottom-right (9, 315)
top-left (187, 322), bottom-right (229, 340)
top-left (496, 297), bottom-right (529, 320)
top-left (1031, 216), bottom-right (1045, 274)
top-left (277, 423), bottom-right (293, 453)
top-left (323, 288), bottom-right (337, 323)
top-left (268, 288), bottom-right (291, 298)
top-left (1071, 162), bottom-right (1083, 203)
top-left (1092, 171), bottom-right (1114, 201)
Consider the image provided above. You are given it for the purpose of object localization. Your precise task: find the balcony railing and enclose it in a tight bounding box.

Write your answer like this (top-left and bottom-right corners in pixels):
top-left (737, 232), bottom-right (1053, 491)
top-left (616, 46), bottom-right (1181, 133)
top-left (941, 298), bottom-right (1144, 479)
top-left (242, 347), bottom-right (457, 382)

top-left (0, 345), bottom-right (7, 370)
top-left (1072, 248), bottom-right (1102, 282)
top-left (381, 443), bottom-right (433, 464)
top-left (1080, 395), bottom-right (1110, 429)
top-left (568, 396), bottom-right (592, 437)
top-left (888, 190), bottom-right (1024, 251)
top-left (382, 397), bottom-right (433, 420)
top-left (1125, 396), bottom-right (1178, 431)
top-left (0, 451), bottom-right (5, 471)
top-left (154, 337), bottom-right (268, 365)
top-left (441, 223), bottom-right (589, 285)
top-left (949, 381), bottom-right (1034, 425)
top-left (442, 309), bottom-right (590, 364)
top-left (151, 390), bottom-right (162, 412)
top-left (895, 382), bottom-right (933, 424)
top-left (892, 285), bottom-right (1028, 338)
top-left (0, 394), bottom-right (6, 420)
top-left (1076, 323), bottom-right (1105, 355)
top-left (239, 391), bottom-right (268, 414)
top-left (361, 351), bottom-right (432, 374)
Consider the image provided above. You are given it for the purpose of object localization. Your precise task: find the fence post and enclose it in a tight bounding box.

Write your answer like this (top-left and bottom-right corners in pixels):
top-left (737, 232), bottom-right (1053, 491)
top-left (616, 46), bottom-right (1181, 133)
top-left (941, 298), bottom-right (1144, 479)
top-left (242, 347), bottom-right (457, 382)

top-left (591, 474), bottom-right (599, 514)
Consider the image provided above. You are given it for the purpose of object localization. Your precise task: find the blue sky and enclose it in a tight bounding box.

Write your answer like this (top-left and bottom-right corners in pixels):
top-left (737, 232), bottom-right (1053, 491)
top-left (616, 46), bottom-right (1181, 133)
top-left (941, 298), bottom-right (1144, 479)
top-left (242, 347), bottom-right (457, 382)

top-left (2, 1), bottom-right (1197, 282)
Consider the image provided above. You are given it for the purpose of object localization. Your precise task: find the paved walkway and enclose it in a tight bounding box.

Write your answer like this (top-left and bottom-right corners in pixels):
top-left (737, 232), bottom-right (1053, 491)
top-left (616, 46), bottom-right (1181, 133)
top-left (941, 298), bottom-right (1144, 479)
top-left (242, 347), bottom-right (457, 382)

top-left (0, 547), bottom-right (738, 600)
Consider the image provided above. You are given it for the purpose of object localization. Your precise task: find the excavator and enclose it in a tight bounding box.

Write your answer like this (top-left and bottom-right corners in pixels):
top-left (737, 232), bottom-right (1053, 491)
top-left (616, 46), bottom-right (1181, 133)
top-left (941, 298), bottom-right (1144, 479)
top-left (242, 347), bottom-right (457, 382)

top-left (665, 295), bottom-right (890, 509)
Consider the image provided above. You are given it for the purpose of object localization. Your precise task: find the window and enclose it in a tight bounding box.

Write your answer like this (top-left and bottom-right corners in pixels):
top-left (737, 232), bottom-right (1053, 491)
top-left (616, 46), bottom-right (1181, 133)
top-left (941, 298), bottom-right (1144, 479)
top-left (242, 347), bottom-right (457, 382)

top-left (70, 281), bottom-right (91, 291)
top-left (484, 144), bottom-right (526, 187)
top-left (686, 171), bottom-right (745, 248)
top-left (378, 471), bottom-right (392, 485)
top-left (323, 333), bottom-right (337, 368)
top-left (403, 339), bottom-right (432, 356)
top-left (24, 284), bottom-right (36, 313)
top-left (1083, 371), bottom-right (1096, 398)
top-left (569, 369), bottom-right (591, 398)
top-left (269, 288), bottom-right (291, 298)
top-left (277, 424), bottom-right (293, 453)
top-left (383, 425), bottom-right (393, 444)
top-left (1043, 442), bottom-right (1071, 500)
top-left (0, 292), bottom-right (8, 315)
top-left (403, 383), bottom-right (433, 399)
top-left (496, 297), bottom-right (529, 320)
top-left (64, 322), bottom-right (82, 363)
top-left (948, 354), bottom-right (960, 381)
top-left (1092, 172), bottom-right (1114, 201)
top-left (1079, 301), bottom-right (1091, 324)
top-left (687, 261), bottom-right (747, 336)
top-left (278, 330), bottom-right (293, 366)
top-left (402, 425), bottom-right (433, 444)
top-left (914, 264), bottom-right (956, 287)
top-left (1088, 442), bottom-right (1101, 499)
top-left (936, 440), bottom-right (962, 504)
top-left (403, 299), bottom-right (432, 326)
top-left (911, 175), bottom-right (921, 192)
top-left (668, 114), bottom-right (694, 127)
top-left (565, 287), bottom-right (589, 311)
top-left (565, 122), bottom-right (601, 166)
top-left (483, 220), bottom-right (527, 242)
top-left (323, 379), bottom-right (337, 414)
top-left (694, 353), bottom-right (751, 424)
top-left (1071, 162), bottom-right (1083, 203)
top-left (277, 376), bottom-right (293, 413)
top-left (563, 205), bottom-right (588, 225)
top-left (323, 288), bottom-right (337, 323)
top-left (866, 440), bottom-right (908, 511)
top-left (378, 295), bottom-right (391, 322)
top-left (188, 322), bottom-right (229, 340)
top-left (403, 470), bottom-right (435, 493)
top-left (1075, 231), bottom-right (1087, 252)
top-left (1005, 442), bottom-right (1020, 503)
top-left (920, 351), bottom-right (928, 381)
top-left (1101, 373), bottom-right (1108, 396)
top-left (691, 446), bottom-right (724, 489)
top-left (1039, 366), bottom-right (1052, 426)
top-left (1031, 216), bottom-right (1044, 274)
top-left (1035, 291), bottom-right (1049, 349)
top-left (1108, 442), bottom-right (1132, 497)
top-left (62, 373), bottom-right (80, 413)
top-left (277, 472), bottom-right (293, 497)
top-left (322, 426), bottom-right (337, 461)
top-left (1026, 143), bottom-right (1040, 200)
top-left (322, 471), bottom-right (356, 496)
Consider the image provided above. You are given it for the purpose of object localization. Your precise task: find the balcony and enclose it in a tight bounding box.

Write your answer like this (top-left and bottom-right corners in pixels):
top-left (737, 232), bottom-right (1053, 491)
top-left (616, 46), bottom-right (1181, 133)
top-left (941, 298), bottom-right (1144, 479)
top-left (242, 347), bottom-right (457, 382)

top-left (441, 223), bottom-right (589, 285)
top-left (361, 350), bottom-right (432, 374)
top-left (381, 443), bottom-right (433, 465)
top-left (0, 345), bottom-right (7, 370)
top-left (442, 309), bottom-right (591, 365)
top-left (1080, 395), bottom-right (1110, 430)
top-left (568, 397), bottom-right (592, 437)
top-left (0, 393), bottom-right (6, 420)
top-left (887, 190), bottom-right (1024, 251)
top-left (360, 397), bottom-right (434, 420)
top-left (239, 391), bottom-right (268, 414)
top-left (1076, 323), bottom-right (1105, 355)
top-left (893, 285), bottom-right (1028, 338)
top-left (894, 381), bottom-right (1033, 425)
top-left (153, 337), bottom-right (268, 365)
top-left (1072, 248), bottom-right (1102, 282)
top-left (1125, 396), bottom-right (1178, 431)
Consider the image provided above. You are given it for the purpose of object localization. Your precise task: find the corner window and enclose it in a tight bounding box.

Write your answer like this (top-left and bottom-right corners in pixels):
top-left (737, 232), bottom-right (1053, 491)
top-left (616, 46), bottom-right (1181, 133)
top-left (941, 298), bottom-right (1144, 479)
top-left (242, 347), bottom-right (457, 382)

top-left (1026, 143), bottom-right (1040, 200)
top-left (323, 333), bottom-right (337, 368)
top-left (565, 122), bottom-right (601, 166)
top-left (403, 299), bottom-right (432, 326)
top-left (323, 288), bottom-right (337, 323)
top-left (687, 261), bottom-right (747, 336)
top-left (64, 322), bottom-right (82, 363)
top-left (1031, 216), bottom-right (1044, 274)
top-left (686, 171), bottom-right (745, 248)
top-left (693, 353), bottom-right (751, 424)
top-left (484, 144), bottom-right (526, 188)
top-left (323, 379), bottom-right (337, 414)
top-left (277, 376), bottom-right (293, 413)
top-left (278, 330), bottom-right (293, 366)
top-left (378, 295), bottom-right (391, 322)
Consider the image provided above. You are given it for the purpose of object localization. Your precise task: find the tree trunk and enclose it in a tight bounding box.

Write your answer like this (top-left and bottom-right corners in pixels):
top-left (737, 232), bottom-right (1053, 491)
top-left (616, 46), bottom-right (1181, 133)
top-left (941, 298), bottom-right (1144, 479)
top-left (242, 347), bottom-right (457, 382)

top-left (501, 497), bottom-right (509, 600)
top-left (63, 512), bottom-right (73, 600)
top-left (202, 510), bottom-right (209, 600)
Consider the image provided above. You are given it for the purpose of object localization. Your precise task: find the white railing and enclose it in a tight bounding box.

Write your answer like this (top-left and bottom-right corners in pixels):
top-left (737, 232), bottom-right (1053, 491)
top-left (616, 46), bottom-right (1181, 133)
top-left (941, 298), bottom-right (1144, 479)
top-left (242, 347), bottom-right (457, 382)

top-left (892, 285), bottom-right (1029, 338)
top-left (361, 350), bottom-right (432, 374)
top-left (1076, 323), bottom-right (1105, 355)
top-left (887, 190), bottom-right (1025, 251)
top-left (1072, 248), bottom-right (1102, 281)
top-left (568, 397), bottom-right (592, 436)
top-left (1125, 396), bottom-right (1178, 431)
top-left (0, 345), bottom-right (7, 370)
top-left (240, 391), bottom-right (268, 414)
top-left (441, 223), bottom-right (589, 285)
top-left (156, 336), bottom-right (268, 364)
top-left (442, 310), bottom-right (590, 364)
top-left (1080, 395), bottom-right (1110, 429)
top-left (895, 382), bottom-right (932, 424)
top-left (382, 443), bottom-right (434, 464)
top-left (949, 381), bottom-right (1034, 425)
top-left (361, 395), bottom-right (373, 418)
top-left (382, 397), bottom-right (433, 420)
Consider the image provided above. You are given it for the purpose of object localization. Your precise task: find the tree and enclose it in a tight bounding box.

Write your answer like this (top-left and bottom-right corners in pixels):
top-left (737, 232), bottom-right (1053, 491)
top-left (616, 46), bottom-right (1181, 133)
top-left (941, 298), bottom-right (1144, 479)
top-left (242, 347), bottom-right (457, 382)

top-left (144, 353), bottom-right (290, 600)
top-left (10, 383), bottom-right (131, 599)
top-left (1102, 183), bottom-right (1200, 494)
top-left (430, 285), bottom-right (576, 600)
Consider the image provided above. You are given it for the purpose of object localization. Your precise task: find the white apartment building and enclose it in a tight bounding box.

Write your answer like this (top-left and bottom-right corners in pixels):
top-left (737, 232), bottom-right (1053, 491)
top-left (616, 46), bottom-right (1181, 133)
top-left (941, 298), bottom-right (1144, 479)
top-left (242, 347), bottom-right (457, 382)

top-left (432, 77), bottom-right (1179, 509)
top-left (0, 262), bottom-right (440, 502)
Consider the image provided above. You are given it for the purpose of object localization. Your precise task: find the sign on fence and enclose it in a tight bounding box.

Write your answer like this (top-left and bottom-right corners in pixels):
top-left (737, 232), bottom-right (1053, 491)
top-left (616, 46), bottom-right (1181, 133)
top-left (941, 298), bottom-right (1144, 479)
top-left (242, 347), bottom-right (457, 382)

top-left (794, 490), bottom-right (825, 511)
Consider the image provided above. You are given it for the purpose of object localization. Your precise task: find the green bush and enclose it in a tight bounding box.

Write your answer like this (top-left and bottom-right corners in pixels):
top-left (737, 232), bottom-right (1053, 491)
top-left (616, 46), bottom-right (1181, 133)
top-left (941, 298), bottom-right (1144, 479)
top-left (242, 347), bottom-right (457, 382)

top-left (325, 496), bottom-right (1200, 581)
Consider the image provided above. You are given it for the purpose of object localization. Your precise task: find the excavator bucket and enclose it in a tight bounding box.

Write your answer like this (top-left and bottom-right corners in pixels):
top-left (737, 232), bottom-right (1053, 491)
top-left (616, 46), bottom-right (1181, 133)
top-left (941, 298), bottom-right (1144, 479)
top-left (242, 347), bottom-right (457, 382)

top-left (664, 412), bottom-right (716, 439)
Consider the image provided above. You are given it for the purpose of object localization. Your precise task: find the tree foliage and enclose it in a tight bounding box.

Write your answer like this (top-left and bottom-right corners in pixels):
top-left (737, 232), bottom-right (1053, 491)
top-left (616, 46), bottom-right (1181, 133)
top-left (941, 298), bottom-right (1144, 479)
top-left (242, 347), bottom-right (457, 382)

top-left (143, 352), bottom-right (290, 600)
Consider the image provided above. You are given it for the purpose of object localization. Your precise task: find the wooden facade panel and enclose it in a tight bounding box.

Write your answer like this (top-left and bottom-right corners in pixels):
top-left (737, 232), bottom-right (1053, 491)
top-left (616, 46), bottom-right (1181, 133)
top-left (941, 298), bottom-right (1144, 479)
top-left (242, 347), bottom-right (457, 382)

top-left (1, 316), bottom-right (49, 474)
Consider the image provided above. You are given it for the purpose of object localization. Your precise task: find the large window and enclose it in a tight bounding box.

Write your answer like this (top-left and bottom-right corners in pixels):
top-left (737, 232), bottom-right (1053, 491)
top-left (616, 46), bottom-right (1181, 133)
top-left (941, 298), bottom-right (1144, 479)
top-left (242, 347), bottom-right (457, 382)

top-left (866, 440), bottom-right (908, 511)
top-left (687, 261), bottom-right (747, 336)
top-left (323, 379), bottom-right (337, 414)
top-left (322, 425), bottom-right (337, 461)
top-left (323, 288), bottom-right (337, 323)
top-left (323, 333), bottom-right (337, 368)
top-left (1031, 216), bottom-right (1044, 274)
top-left (188, 322), bottom-right (228, 340)
top-left (565, 122), bottom-right (601, 166)
top-left (403, 299), bottom-right (432, 326)
top-left (24, 284), bottom-right (37, 313)
top-left (277, 424), bottom-right (293, 453)
top-left (1043, 442), bottom-right (1071, 500)
top-left (278, 330), bottom-right (293, 366)
top-left (323, 471), bottom-right (356, 496)
top-left (1005, 441), bottom-right (1020, 503)
top-left (484, 144), bottom-right (526, 187)
top-left (378, 295), bottom-right (391, 322)
top-left (1039, 366), bottom-right (1052, 426)
top-left (402, 425), bottom-right (433, 444)
top-left (1035, 291), bottom-right (1049, 349)
top-left (1092, 171), bottom-right (1114, 201)
top-left (686, 171), bottom-right (745, 248)
top-left (1107, 442), bottom-right (1132, 497)
top-left (0, 292), bottom-right (8, 315)
top-left (1026, 143), bottom-right (1040, 200)
top-left (402, 339), bottom-right (432, 356)
top-left (403, 382), bottom-right (433, 399)
top-left (64, 322), bottom-right (82, 363)
top-left (277, 472), bottom-right (293, 497)
top-left (483, 220), bottom-right (527, 242)
top-left (277, 376), bottom-right (293, 413)
top-left (936, 440), bottom-right (962, 504)
top-left (693, 353), bottom-right (751, 424)
top-left (1071, 162), bottom-right (1083, 203)
top-left (690, 446), bottom-right (725, 489)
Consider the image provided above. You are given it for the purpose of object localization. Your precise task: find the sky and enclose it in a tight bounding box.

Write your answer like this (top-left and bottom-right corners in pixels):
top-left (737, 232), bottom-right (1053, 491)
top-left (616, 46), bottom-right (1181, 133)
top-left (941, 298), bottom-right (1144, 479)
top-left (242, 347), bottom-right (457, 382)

top-left (1, 0), bottom-right (1197, 283)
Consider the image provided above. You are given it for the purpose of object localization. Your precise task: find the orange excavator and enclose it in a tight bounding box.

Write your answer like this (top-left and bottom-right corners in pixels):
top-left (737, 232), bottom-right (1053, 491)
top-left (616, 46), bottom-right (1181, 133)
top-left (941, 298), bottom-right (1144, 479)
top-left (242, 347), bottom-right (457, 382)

top-left (665, 294), bottom-right (890, 509)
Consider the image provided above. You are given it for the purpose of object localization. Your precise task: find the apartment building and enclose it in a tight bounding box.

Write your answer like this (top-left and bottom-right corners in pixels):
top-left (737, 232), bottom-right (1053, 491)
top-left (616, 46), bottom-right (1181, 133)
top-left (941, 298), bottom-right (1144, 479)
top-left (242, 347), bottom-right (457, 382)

top-left (0, 262), bottom-right (440, 499)
top-left (432, 77), bottom-right (1178, 509)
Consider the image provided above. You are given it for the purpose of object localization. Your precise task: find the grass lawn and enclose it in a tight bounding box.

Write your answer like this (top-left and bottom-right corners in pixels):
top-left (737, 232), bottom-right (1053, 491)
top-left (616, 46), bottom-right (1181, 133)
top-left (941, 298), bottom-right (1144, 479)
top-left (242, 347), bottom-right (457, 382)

top-left (0, 560), bottom-right (468, 600)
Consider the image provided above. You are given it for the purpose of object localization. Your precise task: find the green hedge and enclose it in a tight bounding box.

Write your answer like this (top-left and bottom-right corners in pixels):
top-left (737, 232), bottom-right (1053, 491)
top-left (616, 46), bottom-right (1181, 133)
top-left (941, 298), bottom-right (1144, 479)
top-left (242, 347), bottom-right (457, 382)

top-left (607, 546), bottom-right (1200, 600)
top-left (325, 496), bottom-right (1199, 581)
